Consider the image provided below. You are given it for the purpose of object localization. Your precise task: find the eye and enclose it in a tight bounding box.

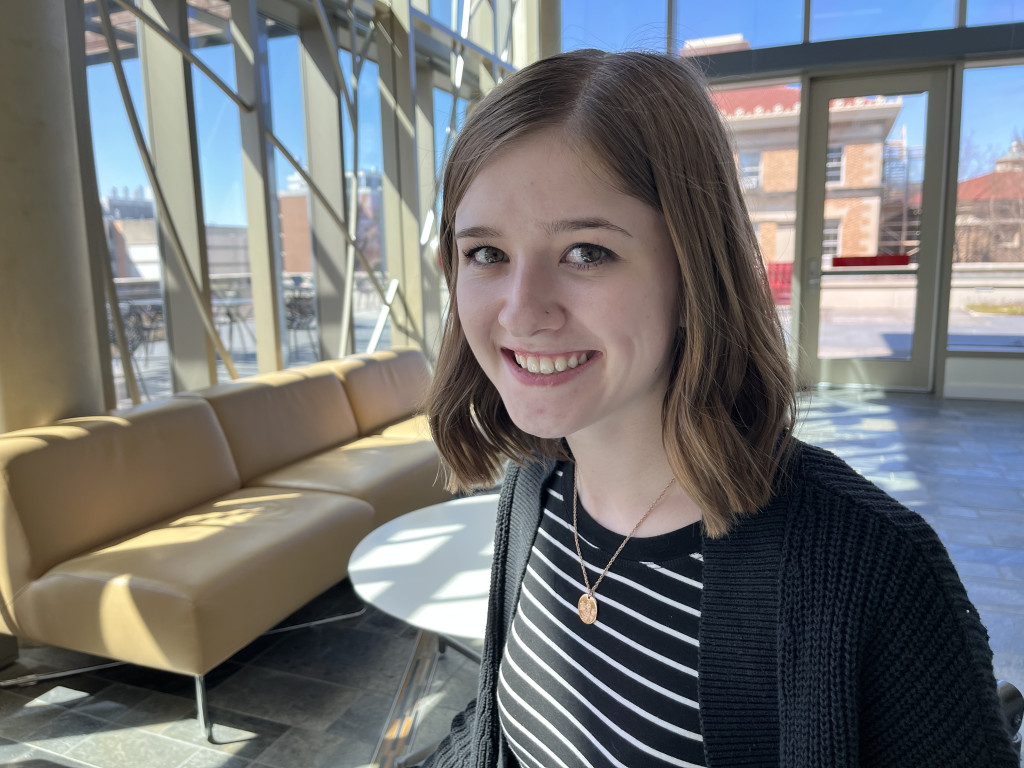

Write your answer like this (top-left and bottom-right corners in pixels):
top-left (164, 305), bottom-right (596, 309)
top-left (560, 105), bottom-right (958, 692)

top-left (563, 243), bottom-right (614, 268)
top-left (465, 245), bottom-right (506, 265)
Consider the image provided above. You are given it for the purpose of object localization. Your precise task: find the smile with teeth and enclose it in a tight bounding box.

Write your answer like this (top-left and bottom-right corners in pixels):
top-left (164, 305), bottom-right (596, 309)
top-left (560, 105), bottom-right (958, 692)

top-left (513, 351), bottom-right (590, 375)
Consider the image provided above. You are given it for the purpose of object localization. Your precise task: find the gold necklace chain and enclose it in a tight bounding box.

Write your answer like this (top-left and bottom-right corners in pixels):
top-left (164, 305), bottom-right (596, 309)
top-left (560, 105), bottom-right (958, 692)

top-left (572, 465), bottom-right (676, 625)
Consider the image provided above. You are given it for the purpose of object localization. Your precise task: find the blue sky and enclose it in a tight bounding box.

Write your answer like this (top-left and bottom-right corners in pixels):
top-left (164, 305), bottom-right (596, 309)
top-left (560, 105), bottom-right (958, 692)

top-left (87, 0), bottom-right (1024, 226)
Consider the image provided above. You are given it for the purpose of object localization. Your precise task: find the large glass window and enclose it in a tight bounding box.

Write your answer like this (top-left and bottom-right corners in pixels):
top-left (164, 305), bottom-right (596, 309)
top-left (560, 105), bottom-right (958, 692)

top-left (562, 0), bottom-right (668, 52)
top-left (676, 0), bottom-right (802, 51)
top-left (432, 88), bottom-right (469, 200)
top-left (968, 0), bottom-right (1024, 25)
top-left (340, 55), bottom-right (389, 353)
top-left (825, 145), bottom-right (844, 183)
top-left (430, 0), bottom-right (464, 30)
top-left (265, 21), bottom-right (318, 367)
top-left (188, 2), bottom-right (256, 380)
top-left (712, 82), bottom-right (801, 331)
top-left (949, 64), bottom-right (1024, 351)
top-left (739, 151), bottom-right (762, 189)
top-left (818, 91), bottom-right (926, 360)
top-left (810, 0), bottom-right (956, 41)
top-left (85, 7), bottom-right (171, 407)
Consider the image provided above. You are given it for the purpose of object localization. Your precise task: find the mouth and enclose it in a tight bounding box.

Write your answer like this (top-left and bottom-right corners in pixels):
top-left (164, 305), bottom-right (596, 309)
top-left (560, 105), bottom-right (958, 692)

top-left (506, 349), bottom-right (595, 376)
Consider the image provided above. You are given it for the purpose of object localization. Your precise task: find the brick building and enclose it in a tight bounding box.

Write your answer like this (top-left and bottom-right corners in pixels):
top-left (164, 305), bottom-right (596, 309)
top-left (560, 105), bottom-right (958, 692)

top-left (954, 141), bottom-right (1024, 263)
top-left (711, 86), bottom-right (916, 269)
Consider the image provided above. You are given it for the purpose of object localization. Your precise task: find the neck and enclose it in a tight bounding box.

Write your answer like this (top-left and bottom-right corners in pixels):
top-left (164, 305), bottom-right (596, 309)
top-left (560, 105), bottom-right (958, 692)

top-left (567, 426), bottom-right (702, 537)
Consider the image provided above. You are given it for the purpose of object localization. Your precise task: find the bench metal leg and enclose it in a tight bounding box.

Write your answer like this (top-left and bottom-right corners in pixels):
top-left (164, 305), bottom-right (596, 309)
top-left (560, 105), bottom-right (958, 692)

top-left (195, 675), bottom-right (213, 741)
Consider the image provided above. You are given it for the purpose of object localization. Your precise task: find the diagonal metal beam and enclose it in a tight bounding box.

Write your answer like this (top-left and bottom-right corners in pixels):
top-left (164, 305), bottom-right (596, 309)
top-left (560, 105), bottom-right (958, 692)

top-left (107, 0), bottom-right (253, 113)
top-left (187, 4), bottom-right (229, 32)
top-left (312, 0), bottom-right (354, 115)
top-left (97, 0), bottom-right (240, 379)
top-left (340, 0), bottom-right (361, 355)
top-left (84, 18), bottom-right (136, 46)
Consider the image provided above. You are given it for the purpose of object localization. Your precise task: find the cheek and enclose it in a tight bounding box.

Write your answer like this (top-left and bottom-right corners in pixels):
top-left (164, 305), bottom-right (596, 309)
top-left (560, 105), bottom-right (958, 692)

top-left (455, 277), bottom-right (489, 352)
top-left (456, 275), bottom-right (480, 324)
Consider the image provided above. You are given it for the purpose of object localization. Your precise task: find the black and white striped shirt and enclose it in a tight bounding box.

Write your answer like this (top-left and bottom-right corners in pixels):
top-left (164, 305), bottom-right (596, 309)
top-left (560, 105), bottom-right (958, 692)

top-left (497, 463), bottom-right (705, 768)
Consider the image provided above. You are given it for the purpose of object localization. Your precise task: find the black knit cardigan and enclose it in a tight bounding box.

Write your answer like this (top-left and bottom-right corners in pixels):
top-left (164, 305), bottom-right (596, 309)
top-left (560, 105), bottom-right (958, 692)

top-left (422, 440), bottom-right (1018, 767)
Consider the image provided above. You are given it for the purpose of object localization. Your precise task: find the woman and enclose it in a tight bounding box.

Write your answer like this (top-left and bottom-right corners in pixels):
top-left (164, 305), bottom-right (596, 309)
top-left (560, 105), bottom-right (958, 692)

top-left (424, 49), bottom-right (1016, 767)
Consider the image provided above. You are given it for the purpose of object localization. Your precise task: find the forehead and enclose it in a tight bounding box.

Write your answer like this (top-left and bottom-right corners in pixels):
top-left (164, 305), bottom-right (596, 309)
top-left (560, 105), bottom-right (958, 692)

top-left (454, 131), bottom-right (631, 227)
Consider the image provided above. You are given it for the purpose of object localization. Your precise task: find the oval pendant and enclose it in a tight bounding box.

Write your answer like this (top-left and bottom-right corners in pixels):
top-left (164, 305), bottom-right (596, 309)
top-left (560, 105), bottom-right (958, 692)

top-left (578, 593), bottom-right (597, 624)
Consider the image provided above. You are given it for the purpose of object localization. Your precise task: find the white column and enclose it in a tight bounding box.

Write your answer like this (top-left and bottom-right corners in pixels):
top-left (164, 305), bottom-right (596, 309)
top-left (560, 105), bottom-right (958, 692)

top-left (0, 0), bottom-right (105, 431)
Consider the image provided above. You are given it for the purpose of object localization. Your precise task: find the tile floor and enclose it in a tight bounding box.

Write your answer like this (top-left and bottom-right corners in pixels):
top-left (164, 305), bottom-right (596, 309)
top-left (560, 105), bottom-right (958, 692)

top-left (0, 389), bottom-right (1022, 768)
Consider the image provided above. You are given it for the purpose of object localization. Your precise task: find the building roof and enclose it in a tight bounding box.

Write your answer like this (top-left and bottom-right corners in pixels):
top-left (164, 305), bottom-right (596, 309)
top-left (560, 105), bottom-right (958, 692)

top-left (958, 170), bottom-right (1024, 202)
top-left (710, 85), bottom-right (801, 117)
top-left (995, 140), bottom-right (1024, 173)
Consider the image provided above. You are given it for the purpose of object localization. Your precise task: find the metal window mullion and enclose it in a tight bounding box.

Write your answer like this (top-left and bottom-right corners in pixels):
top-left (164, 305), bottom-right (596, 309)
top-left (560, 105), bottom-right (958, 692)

top-left (299, 20), bottom-right (349, 360)
top-left (492, 0), bottom-right (499, 58)
top-left (667, 0), bottom-right (675, 56)
top-left (376, 6), bottom-right (427, 352)
top-left (934, 62), bottom-right (964, 395)
top-left (792, 71), bottom-right (814, 383)
top-left (137, 0), bottom-right (220, 389)
top-left (312, 0), bottom-right (354, 116)
top-left (466, 0), bottom-right (495, 53)
top-left (538, 0), bottom-right (559, 59)
top-left (342, 4), bottom-right (361, 355)
top-left (231, 0), bottom-right (284, 372)
top-left (415, 62), bottom-right (442, 354)
top-left (498, 0), bottom-right (516, 61)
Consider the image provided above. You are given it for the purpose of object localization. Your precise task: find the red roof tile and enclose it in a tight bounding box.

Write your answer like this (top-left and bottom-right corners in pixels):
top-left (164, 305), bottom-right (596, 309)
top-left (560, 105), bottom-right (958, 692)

top-left (958, 171), bottom-right (1024, 202)
top-left (711, 85), bottom-right (801, 116)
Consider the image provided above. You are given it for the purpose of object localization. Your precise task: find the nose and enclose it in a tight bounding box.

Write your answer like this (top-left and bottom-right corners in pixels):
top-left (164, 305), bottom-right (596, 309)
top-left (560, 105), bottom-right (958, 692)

top-left (497, 258), bottom-right (564, 337)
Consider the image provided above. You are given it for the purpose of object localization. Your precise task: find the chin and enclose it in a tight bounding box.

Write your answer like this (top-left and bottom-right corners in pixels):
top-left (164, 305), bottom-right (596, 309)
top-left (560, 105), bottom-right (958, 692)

top-left (504, 407), bottom-right (573, 441)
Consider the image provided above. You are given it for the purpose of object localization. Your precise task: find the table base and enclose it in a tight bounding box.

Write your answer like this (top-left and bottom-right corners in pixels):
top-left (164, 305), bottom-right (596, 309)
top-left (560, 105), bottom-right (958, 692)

top-left (370, 630), bottom-right (441, 768)
top-left (370, 629), bottom-right (481, 767)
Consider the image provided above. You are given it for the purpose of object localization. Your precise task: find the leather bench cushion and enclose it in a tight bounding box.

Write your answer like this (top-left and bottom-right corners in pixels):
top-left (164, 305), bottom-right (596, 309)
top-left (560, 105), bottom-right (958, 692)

top-left (250, 434), bottom-right (452, 526)
top-left (12, 487), bottom-right (375, 676)
top-left (0, 398), bottom-right (239, 583)
top-left (311, 348), bottom-right (430, 436)
top-left (188, 369), bottom-right (360, 484)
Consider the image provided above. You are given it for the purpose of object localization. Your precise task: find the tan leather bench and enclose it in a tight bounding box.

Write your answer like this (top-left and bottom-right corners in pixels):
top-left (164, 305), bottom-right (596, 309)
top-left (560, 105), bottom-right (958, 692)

top-left (0, 347), bottom-right (450, 738)
top-left (189, 349), bottom-right (449, 525)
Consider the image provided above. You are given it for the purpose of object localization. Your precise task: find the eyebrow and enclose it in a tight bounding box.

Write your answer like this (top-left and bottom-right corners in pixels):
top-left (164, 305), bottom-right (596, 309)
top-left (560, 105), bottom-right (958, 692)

top-left (454, 217), bottom-right (633, 241)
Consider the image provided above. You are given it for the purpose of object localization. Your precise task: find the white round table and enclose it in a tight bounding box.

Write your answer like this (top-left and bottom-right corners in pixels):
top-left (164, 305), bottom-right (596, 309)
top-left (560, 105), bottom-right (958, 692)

top-left (348, 494), bottom-right (499, 648)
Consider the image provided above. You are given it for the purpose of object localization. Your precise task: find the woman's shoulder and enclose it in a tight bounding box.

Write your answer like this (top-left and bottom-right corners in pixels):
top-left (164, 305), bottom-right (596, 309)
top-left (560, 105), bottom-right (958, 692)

top-left (776, 439), bottom-right (971, 614)
top-left (497, 456), bottom-right (560, 534)
top-left (500, 456), bottom-right (560, 506)
top-left (766, 445), bottom-right (1012, 766)
top-left (781, 438), bottom-right (939, 545)
top-left (713, 439), bottom-right (935, 560)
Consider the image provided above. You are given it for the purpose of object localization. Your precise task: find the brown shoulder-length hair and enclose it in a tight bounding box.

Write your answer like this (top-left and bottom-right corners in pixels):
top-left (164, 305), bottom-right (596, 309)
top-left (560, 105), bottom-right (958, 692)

top-left (426, 49), bottom-right (796, 537)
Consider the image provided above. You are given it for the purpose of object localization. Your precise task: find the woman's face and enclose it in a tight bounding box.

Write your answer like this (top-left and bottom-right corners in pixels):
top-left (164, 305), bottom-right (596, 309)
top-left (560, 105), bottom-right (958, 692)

top-left (453, 130), bottom-right (681, 443)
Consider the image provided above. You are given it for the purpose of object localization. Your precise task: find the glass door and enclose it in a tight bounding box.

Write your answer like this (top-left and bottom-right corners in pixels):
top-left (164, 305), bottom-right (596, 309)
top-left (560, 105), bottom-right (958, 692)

top-left (799, 70), bottom-right (950, 390)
